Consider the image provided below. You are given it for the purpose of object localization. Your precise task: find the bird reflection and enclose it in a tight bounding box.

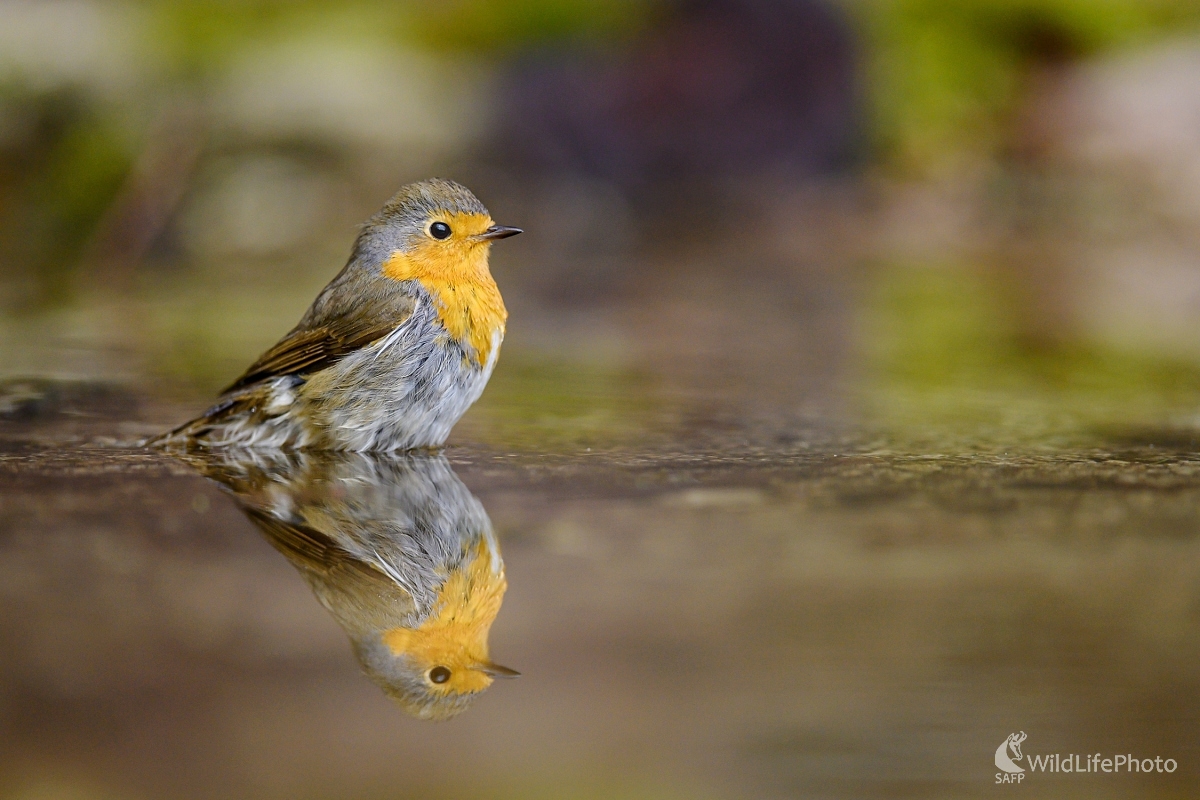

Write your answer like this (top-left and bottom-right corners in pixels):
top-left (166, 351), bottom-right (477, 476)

top-left (183, 449), bottom-right (517, 720)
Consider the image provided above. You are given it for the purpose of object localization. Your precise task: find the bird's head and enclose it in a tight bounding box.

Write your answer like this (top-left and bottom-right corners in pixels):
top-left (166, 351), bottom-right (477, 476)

top-left (358, 178), bottom-right (521, 283)
top-left (356, 639), bottom-right (520, 721)
top-left (352, 537), bottom-right (518, 720)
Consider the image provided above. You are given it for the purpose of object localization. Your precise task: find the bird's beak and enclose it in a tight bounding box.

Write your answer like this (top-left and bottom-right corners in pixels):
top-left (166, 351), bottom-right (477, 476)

top-left (476, 225), bottom-right (522, 241)
top-left (478, 661), bottom-right (521, 678)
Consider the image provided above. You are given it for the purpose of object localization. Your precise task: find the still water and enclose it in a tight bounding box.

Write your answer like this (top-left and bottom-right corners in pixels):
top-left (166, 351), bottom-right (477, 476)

top-left (2, 398), bottom-right (1198, 800)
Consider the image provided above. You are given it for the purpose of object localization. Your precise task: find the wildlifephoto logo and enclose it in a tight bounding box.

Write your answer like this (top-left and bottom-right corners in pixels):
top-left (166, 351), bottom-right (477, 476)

top-left (994, 733), bottom-right (1178, 784)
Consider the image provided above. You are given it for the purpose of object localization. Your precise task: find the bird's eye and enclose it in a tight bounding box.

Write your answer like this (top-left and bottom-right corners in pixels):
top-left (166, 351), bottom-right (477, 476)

top-left (429, 666), bottom-right (452, 684)
top-left (429, 221), bottom-right (452, 240)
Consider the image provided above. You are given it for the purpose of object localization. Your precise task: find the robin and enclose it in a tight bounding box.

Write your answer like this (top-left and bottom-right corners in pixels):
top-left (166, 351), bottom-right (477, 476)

top-left (191, 447), bottom-right (518, 720)
top-left (152, 178), bottom-right (521, 451)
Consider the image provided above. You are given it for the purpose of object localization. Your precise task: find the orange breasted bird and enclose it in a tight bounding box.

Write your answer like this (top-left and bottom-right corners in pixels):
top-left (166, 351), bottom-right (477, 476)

top-left (153, 179), bottom-right (520, 452)
top-left (190, 447), bottom-right (517, 720)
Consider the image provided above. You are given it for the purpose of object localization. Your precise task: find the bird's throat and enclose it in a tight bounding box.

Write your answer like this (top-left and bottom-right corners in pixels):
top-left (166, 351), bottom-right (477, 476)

top-left (381, 538), bottom-right (507, 694)
top-left (383, 248), bottom-right (507, 366)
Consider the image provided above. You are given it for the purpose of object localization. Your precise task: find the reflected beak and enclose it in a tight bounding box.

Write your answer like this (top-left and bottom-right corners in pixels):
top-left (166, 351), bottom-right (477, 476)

top-left (478, 662), bottom-right (521, 678)
top-left (476, 225), bottom-right (522, 241)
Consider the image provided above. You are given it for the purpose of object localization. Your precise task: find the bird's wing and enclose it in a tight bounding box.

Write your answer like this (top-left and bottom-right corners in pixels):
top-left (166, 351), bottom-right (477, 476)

top-left (245, 506), bottom-right (416, 614)
top-left (221, 294), bottom-right (415, 394)
top-left (222, 316), bottom-right (398, 394)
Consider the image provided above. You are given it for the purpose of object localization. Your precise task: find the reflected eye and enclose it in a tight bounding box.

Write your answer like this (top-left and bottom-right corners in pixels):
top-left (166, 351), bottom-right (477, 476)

top-left (429, 221), bottom-right (452, 240)
top-left (429, 666), bottom-right (452, 684)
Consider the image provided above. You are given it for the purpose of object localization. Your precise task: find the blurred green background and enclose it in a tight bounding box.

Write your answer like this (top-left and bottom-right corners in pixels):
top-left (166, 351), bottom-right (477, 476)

top-left (5, 0), bottom-right (1200, 449)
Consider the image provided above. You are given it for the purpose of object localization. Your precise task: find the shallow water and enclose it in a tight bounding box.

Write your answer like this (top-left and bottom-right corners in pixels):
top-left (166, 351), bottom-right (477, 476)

top-left (2, 398), bottom-right (1199, 800)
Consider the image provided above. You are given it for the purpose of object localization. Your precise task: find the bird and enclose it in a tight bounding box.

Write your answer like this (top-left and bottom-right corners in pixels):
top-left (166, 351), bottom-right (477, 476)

top-left (151, 178), bottom-right (521, 452)
top-left (188, 446), bottom-right (518, 720)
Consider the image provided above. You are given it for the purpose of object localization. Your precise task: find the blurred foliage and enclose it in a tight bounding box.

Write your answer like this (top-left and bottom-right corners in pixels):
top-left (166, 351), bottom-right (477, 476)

top-left (145, 0), bottom-right (337, 76)
top-left (0, 0), bottom-right (656, 310)
top-left (142, 0), bottom-right (653, 76)
top-left (8, 0), bottom-right (1200, 303)
top-left (0, 90), bottom-right (132, 308)
top-left (409, 0), bottom-right (655, 52)
top-left (860, 264), bottom-right (1200, 449)
top-left (119, 0), bottom-right (1200, 176)
top-left (853, 0), bottom-right (1200, 175)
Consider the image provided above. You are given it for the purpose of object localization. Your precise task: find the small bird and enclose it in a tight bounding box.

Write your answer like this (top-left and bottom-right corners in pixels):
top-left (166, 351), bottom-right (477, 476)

top-left (153, 178), bottom-right (520, 451)
top-left (189, 447), bottom-right (518, 720)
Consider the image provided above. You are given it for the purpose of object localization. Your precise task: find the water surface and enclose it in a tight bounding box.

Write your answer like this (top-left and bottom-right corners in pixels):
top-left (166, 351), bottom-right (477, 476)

top-left (2, 398), bottom-right (1198, 799)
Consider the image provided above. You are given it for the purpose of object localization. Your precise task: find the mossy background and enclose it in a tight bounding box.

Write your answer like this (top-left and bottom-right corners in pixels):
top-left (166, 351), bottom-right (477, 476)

top-left (861, 265), bottom-right (1200, 450)
top-left (857, 0), bottom-right (1200, 175)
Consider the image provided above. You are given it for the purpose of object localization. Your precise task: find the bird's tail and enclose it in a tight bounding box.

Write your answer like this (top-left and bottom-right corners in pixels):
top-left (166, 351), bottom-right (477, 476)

top-left (141, 394), bottom-right (253, 450)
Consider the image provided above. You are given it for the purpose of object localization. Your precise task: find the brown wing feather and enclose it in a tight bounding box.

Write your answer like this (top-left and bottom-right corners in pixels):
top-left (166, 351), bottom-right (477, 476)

top-left (246, 507), bottom-right (392, 588)
top-left (245, 507), bottom-right (419, 626)
top-left (222, 306), bottom-right (408, 394)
